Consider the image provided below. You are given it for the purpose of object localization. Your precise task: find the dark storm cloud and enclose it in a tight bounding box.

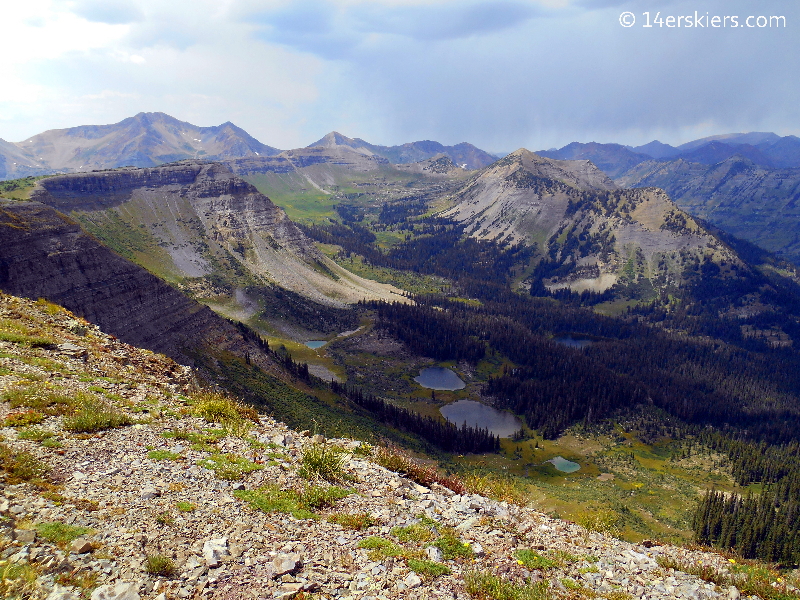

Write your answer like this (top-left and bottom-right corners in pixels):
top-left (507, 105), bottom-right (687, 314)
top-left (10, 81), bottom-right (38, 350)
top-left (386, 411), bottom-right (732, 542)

top-left (244, 0), bottom-right (540, 60)
top-left (353, 1), bottom-right (540, 41)
top-left (279, 0), bottom-right (800, 148)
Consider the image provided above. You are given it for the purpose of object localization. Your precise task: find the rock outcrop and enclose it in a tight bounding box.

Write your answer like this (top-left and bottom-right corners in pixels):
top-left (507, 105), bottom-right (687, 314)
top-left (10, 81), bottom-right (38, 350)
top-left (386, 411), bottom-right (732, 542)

top-left (441, 149), bottom-right (739, 294)
top-left (30, 161), bottom-right (404, 308)
top-left (0, 199), bottom-right (259, 366)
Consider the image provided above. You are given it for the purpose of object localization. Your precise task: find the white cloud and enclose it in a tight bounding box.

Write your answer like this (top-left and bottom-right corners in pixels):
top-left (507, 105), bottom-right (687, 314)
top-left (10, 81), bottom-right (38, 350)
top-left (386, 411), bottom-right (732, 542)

top-left (0, 0), bottom-right (798, 150)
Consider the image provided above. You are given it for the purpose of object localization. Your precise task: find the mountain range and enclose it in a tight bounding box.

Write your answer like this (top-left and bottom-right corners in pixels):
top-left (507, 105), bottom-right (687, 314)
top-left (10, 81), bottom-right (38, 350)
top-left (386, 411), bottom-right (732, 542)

top-left (538, 132), bottom-right (800, 175)
top-left (440, 149), bottom-right (739, 296)
top-left (0, 112), bottom-right (497, 180)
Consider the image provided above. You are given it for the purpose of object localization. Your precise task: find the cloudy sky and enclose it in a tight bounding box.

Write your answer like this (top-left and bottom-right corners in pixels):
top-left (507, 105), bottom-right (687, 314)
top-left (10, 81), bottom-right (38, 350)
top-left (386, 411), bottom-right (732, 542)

top-left (0, 0), bottom-right (797, 152)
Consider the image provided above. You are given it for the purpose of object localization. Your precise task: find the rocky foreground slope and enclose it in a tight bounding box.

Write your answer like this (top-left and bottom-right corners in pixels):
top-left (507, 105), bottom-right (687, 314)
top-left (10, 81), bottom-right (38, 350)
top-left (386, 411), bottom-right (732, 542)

top-left (0, 294), bottom-right (781, 600)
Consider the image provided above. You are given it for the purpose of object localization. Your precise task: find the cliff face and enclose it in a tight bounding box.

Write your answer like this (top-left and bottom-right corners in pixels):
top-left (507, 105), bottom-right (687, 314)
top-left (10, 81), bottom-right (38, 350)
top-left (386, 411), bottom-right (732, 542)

top-left (0, 199), bottom-right (259, 366)
top-left (29, 161), bottom-right (404, 308)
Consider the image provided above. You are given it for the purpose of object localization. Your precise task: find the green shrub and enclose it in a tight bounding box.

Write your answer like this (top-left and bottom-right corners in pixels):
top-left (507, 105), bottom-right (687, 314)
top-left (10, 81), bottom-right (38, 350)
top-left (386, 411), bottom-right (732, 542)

top-left (298, 485), bottom-right (353, 510)
top-left (464, 570), bottom-right (552, 600)
top-left (298, 443), bottom-right (348, 483)
top-left (197, 453), bottom-right (263, 480)
top-left (147, 450), bottom-right (180, 461)
top-left (0, 560), bottom-right (40, 599)
top-left (391, 523), bottom-right (435, 543)
top-left (514, 549), bottom-right (557, 570)
top-left (176, 501), bottom-right (196, 513)
top-left (357, 536), bottom-right (405, 560)
top-left (0, 443), bottom-right (49, 483)
top-left (36, 522), bottom-right (94, 547)
top-left (432, 528), bottom-right (472, 560)
top-left (145, 554), bottom-right (175, 577)
top-left (234, 484), bottom-right (353, 520)
top-left (576, 508), bottom-right (622, 538)
top-left (192, 391), bottom-right (258, 435)
top-left (17, 428), bottom-right (55, 442)
top-left (63, 395), bottom-right (131, 433)
top-left (407, 558), bottom-right (451, 578)
top-left (5, 410), bottom-right (45, 427)
top-left (3, 385), bottom-right (74, 416)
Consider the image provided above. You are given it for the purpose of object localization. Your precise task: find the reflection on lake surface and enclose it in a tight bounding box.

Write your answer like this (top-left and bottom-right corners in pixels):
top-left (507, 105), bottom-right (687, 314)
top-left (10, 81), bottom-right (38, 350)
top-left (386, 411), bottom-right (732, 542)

top-left (440, 400), bottom-right (522, 438)
top-left (414, 367), bottom-right (465, 391)
top-left (547, 456), bottom-right (580, 473)
top-left (305, 341), bottom-right (326, 349)
top-left (554, 336), bottom-right (593, 349)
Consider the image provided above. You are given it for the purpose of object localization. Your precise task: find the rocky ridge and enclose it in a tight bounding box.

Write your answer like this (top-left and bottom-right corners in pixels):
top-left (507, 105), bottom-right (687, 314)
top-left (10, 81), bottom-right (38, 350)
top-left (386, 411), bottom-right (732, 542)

top-left (28, 162), bottom-right (405, 308)
top-left (440, 149), bottom-right (738, 294)
top-left (0, 294), bottom-right (772, 600)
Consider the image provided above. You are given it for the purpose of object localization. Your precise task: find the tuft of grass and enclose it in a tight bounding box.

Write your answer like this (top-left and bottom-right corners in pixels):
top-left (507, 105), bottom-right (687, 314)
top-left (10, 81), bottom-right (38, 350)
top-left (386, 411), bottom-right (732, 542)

top-left (5, 410), bottom-right (45, 427)
top-left (176, 501), bottom-right (196, 513)
top-left (155, 511), bottom-right (175, 526)
top-left (514, 549), bottom-right (557, 571)
top-left (432, 528), bottom-right (473, 560)
top-left (352, 442), bottom-right (373, 457)
top-left (55, 570), bottom-right (99, 597)
top-left (0, 560), bottom-right (41, 599)
top-left (63, 395), bottom-right (131, 433)
top-left (235, 484), bottom-right (353, 520)
top-left (197, 453), bottom-right (263, 481)
top-left (576, 508), bottom-right (622, 538)
top-left (0, 443), bottom-right (49, 483)
top-left (145, 554), bottom-right (175, 577)
top-left (192, 391), bottom-right (258, 436)
top-left (358, 536), bottom-right (406, 561)
top-left (4, 385), bottom-right (75, 416)
top-left (328, 513), bottom-right (378, 531)
top-left (463, 472), bottom-right (526, 506)
top-left (392, 523), bottom-right (436, 543)
top-left (147, 450), bottom-right (180, 461)
top-left (17, 428), bottom-right (55, 442)
top-left (298, 485), bottom-right (353, 510)
top-left (298, 443), bottom-right (348, 483)
top-left (36, 522), bottom-right (94, 548)
top-left (464, 570), bottom-right (552, 600)
top-left (407, 558), bottom-right (451, 578)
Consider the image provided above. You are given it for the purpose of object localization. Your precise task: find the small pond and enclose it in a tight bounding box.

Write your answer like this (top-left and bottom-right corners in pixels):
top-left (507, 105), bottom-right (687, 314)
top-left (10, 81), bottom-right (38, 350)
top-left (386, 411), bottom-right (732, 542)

top-left (414, 367), bottom-right (465, 391)
top-left (440, 400), bottom-right (523, 438)
top-left (554, 336), bottom-right (593, 349)
top-left (305, 340), bottom-right (327, 349)
top-left (547, 456), bottom-right (581, 473)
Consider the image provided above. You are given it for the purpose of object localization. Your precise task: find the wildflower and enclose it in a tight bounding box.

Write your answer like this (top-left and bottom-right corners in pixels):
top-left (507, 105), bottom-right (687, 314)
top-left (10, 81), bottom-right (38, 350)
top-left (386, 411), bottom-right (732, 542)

top-left (728, 559), bottom-right (736, 564)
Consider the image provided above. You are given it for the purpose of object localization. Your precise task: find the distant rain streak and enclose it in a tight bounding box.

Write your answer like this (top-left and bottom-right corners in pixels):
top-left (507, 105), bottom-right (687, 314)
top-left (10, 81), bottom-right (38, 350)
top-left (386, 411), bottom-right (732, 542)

top-left (619, 11), bottom-right (786, 28)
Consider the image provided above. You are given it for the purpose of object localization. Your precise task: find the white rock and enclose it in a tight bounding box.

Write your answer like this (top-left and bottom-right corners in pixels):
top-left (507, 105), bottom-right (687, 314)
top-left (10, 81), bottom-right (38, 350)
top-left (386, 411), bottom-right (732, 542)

top-left (470, 542), bottom-right (485, 557)
top-left (404, 573), bottom-right (422, 588)
top-left (139, 487), bottom-right (160, 500)
top-left (728, 586), bottom-right (740, 600)
top-left (455, 517), bottom-right (478, 533)
top-left (46, 585), bottom-right (81, 600)
top-left (273, 553), bottom-right (301, 577)
top-left (90, 582), bottom-right (140, 600)
top-left (202, 538), bottom-right (229, 567)
top-left (426, 546), bottom-right (442, 561)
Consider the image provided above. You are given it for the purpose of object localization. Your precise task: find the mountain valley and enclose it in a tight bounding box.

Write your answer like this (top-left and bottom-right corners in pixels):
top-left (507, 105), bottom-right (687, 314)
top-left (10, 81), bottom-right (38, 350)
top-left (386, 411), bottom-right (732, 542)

top-left (3, 117), bottom-right (800, 592)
